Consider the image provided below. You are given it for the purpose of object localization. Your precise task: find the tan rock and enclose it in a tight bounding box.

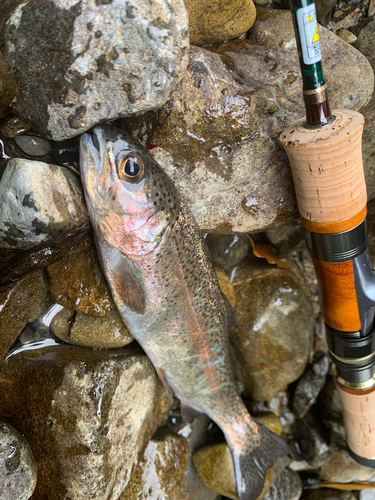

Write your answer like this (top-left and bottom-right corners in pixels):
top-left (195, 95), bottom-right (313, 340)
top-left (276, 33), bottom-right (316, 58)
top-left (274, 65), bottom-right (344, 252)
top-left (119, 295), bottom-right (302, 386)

top-left (185, 0), bottom-right (256, 46)
top-left (121, 431), bottom-right (188, 499)
top-left (50, 307), bottom-right (133, 349)
top-left (319, 450), bottom-right (375, 482)
top-left (255, 412), bottom-right (283, 436)
top-left (338, 29), bottom-right (357, 44)
top-left (47, 234), bottom-right (115, 318)
top-left (229, 259), bottom-right (313, 401)
top-left (0, 270), bottom-right (47, 362)
top-left (0, 344), bottom-right (170, 500)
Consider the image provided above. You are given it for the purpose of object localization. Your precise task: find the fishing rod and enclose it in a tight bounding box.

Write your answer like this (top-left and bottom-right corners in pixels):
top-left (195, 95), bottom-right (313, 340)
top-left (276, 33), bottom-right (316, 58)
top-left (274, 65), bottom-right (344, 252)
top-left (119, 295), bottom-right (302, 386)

top-left (280, 0), bottom-right (375, 465)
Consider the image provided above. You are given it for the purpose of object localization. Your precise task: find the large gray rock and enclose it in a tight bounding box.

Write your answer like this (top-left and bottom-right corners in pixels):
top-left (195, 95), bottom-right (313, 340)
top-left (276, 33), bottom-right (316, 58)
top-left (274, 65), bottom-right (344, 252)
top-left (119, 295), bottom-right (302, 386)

top-left (0, 0), bottom-right (189, 141)
top-left (0, 422), bottom-right (37, 500)
top-left (0, 344), bottom-right (170, 500)
top-left (123, 11), bottom-right (373, 233)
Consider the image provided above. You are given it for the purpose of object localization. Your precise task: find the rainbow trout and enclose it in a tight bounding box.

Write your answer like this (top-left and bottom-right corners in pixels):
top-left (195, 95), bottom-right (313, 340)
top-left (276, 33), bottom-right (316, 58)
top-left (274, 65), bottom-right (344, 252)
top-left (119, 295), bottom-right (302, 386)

top-left (80, 125), bottom-right (289, 500)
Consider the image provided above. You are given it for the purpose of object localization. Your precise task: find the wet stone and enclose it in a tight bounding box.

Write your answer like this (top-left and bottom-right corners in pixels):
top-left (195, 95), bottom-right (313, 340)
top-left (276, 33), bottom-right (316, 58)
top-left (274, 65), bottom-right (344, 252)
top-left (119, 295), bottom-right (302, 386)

top-left (0, 344), bottom-right (170, 500)
top-left (289, 415), bottom-right (330, 471)
top-left (291, 353), bottom-right (330, 419)
top-left (0, 158), bottom-right (89, 251)
top-left (51, 307), bottom-right (134, 349)
top-left (14, 135), bottom-right (51, 157)
top-left (0, 422), bottom-right (37, 500)
top-left (0, 269), bottom-right (47, 362)
top-left (0, 116), bottom-right (31, 138)
top-left (1, 0), bottom-right (189, 141)
top-left (47, 233), bottom-right (115, 317)
top-left (184, 0), bottom-right (256, 45)
top-left (206, 234), bottom-right (250, 268)
top-left (301, 490), bottom-right (356, 500)
top-left (263, 468), bottom-right (302, 500)
top-left (319, 449), bottom-right (375, 483)
top-left (120, 430), bottom-right (189, 499)
top-left (229, 259), bottom-right (313, 401)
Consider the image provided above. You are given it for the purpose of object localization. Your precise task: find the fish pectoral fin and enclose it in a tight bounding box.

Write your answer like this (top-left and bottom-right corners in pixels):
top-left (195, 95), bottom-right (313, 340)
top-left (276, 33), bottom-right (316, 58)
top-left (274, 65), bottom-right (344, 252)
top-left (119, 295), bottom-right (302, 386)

top-left (99, 242), bottom-right (146, 314)
top-left (180, 403), bottom-right (203, 423)
top-left (155, 366), bottom-right (174, 400)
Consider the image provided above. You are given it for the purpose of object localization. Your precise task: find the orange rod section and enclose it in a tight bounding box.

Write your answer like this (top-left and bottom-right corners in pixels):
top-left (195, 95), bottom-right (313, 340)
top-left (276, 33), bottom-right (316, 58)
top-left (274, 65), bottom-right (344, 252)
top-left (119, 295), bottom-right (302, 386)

top-left (302, 206), bottom-right (367, 234)
top-left (314, 258), bottom-right (361, 332)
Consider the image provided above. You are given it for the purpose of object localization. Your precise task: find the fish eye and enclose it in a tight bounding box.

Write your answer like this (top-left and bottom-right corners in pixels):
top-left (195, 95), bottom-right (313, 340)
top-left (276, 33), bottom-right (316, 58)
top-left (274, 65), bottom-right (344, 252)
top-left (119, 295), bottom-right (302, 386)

top-left (117, 153), bottom-right (145, 183)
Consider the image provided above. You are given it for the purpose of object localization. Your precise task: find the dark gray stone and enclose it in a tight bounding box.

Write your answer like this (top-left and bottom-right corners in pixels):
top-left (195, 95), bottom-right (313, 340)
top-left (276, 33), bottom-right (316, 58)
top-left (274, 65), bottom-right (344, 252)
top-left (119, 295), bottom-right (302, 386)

top-left (206, 234), bottom-right (250, 268)
top-left (1, 0), bottom-right (189, 140)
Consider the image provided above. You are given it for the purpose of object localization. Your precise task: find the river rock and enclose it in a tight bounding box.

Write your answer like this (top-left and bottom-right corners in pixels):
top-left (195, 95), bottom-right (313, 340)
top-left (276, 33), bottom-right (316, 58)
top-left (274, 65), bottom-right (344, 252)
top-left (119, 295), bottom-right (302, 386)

top-left (184, 0), bottom-right (256, 46)
top-left (319, 449), bottom-right (375, 482)
top-left (0, 0), bottom-right (189, 141)
top-left (0, 158), bottom-right (89, 250)
top-left (229, 259), bottom-right (313, 401)
top-left (51, 307), bottom-right (133, 349)
top-left (0, 269), bottom-right (47, 362)
top-left (47, 234), bottom-right (114, 317)
top-left (354, 20), bottom-right (375, 203)
top-left (360, 491), bottom-right (375, 500)
top-left (266, 219), bottom-right (305, 256)
top-left (0, 422), bottom-right (37, 500)
top-left (0, 344), bottom-right (170, 500)
top-left (0, 52), bottom-right (15, 112)
top-left (289, 415), bottom-right (330, 471)
top-left (14, 135), bottom-right (51, 156)
top-left (314, 0), bottom-right (339, 20)
top-left (120, 430), bottom-right (188, 499)
top-left (301, 490), bottom-right (356, 500)
top-left (123, 15), bottom-right (373, 233)
top-left (206, 234), bottom-right (250, 268)
top-left (0, 116), bottom-right (31, 138)
top-left (291, 353), bottom-right (330, 419)
top-left (263, 468), bottom-right (302, 500)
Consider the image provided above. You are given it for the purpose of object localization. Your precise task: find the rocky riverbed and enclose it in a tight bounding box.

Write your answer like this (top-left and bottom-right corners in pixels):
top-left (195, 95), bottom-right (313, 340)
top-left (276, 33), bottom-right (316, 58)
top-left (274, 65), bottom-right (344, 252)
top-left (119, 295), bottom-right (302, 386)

top-left (0, 0), bottom-right (374, 499)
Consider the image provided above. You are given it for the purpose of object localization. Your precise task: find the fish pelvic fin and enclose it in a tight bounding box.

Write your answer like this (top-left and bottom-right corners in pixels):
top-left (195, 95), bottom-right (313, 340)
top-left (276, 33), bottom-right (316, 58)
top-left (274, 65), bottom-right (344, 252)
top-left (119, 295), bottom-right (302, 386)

top-left (228, 422), bottom-right (290, 500)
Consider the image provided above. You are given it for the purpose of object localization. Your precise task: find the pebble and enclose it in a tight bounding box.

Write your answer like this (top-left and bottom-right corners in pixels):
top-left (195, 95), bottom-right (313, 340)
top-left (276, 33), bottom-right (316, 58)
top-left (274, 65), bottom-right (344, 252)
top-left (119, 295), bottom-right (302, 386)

top-left (51, 307), bottom-right (134, 349)
top-left (0, 116), bottom-right (30, 138)
top-left (14, 135), bottom-right (50, 156)
top-left (0, 422), bottom-right (37, 500)
top-left (206, 234), bottom-right (250, 268)
top-left (184, 0), bottom-right (256, 45)
top-left (338, 29), bottom-right (357, 43)
top-left (319, 449), bottom-right (375, 483)
top-left (0, 344), bottom-right (171, 500)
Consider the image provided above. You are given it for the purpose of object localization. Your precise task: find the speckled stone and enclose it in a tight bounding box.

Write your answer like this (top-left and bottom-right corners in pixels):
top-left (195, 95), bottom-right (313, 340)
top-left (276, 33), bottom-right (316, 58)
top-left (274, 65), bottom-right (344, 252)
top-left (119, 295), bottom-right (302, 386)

top-left (0, 344), bottom-right (171, 500)
top-left (14, 135), bottom-right (51, 156)
top-left (0, 158), bottom-right (89, 251)
top-left (1, 0), bottom-right (189, 141)
top-left (51, 307), bottom-right (133, 349)
top-left (0, 116), bottom-right (30, 138)
top-left (229, 259), bottom-right (313, 401)
top-left (319, 449), bottom-right (375, 483)
top-left (0, 269), bottom-right (47, 362)
top-left (47, 234), bottom-right (114, 318)
top-left (0, 422), bottom-right (37, 500)
top-left (0, 52), bottom-right (15, 112)
top-left (184, 0), bottom-right (256, 45)
top-left (121, 430), bottom-right (188, 499)
top-left (123, 18), bottom-right (373, 233)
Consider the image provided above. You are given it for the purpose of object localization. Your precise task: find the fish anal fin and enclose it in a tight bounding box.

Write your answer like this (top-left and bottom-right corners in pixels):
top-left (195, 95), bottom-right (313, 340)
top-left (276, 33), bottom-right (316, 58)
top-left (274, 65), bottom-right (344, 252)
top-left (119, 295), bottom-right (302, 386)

top-left (155, 366), bottom-right (174, 400)
top-left (98, 240), bottom-right (146, 314)
top-left (181, 403), bottom-right (203, 423)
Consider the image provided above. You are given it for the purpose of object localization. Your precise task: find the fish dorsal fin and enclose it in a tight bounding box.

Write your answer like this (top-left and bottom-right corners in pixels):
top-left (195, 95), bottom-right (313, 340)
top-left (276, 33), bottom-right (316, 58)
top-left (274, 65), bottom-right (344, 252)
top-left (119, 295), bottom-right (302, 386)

top-left (98, 240), bottom-right (146, 315)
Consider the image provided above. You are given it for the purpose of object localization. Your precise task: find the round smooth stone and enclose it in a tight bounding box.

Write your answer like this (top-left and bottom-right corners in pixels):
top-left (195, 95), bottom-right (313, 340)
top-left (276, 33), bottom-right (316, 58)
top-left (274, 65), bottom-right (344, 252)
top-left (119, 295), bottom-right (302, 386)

top-left (14, 135), bottom-right (51, 156)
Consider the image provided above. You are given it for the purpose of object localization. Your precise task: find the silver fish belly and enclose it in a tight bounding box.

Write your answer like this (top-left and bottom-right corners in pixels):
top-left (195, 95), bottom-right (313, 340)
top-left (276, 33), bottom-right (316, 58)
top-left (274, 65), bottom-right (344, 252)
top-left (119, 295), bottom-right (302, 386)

top-left (80, 125), bottom-right (289, 500)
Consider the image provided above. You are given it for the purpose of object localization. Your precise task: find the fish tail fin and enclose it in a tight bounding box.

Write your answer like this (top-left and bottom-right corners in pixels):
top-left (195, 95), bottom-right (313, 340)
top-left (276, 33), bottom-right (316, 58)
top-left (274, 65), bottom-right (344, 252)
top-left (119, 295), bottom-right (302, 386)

top-left (226, 421), bottom-right (290, 500)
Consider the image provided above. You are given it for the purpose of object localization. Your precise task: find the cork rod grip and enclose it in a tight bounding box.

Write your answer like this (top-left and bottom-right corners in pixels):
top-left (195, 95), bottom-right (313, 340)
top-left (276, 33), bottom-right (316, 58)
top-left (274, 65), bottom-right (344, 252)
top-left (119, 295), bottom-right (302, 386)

top-left (280, 110), bottom-right (366, 231)
top-left (336, 381), bottom-right (375, 461)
